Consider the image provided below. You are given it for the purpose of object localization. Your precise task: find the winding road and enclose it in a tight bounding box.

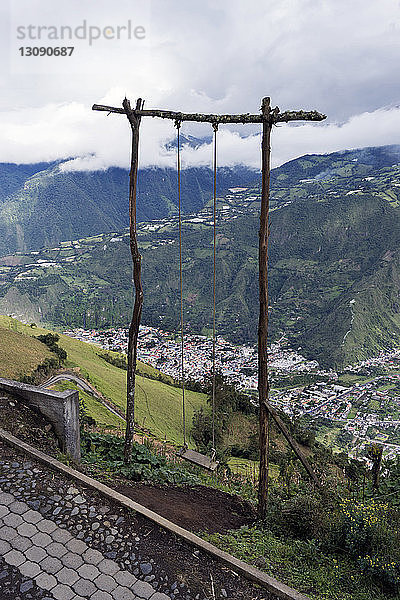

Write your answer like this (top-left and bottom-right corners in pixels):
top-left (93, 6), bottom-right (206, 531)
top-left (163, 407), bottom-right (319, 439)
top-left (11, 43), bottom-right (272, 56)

top-left (41, 372), bottom-right (126, 422)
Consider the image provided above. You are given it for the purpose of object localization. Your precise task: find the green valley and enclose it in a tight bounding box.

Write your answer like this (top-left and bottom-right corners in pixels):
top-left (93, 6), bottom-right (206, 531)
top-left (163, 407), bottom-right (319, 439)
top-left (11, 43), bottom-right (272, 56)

top-left (0, 160), bottom-right (259, 256)
top-left (3, 146), bottom-right (400, 367)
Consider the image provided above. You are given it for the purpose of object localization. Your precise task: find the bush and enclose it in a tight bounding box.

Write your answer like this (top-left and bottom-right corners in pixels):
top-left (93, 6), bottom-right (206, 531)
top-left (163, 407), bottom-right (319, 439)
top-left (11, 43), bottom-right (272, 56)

top-left (36, 333), bottom-right (60, 346)
top-left (328, 499), bottom-right (400, 594)
top-left (98, 352), bottom-right (127, 370)
top-left (81, 432), bottom-right (201, 486)
top-left (358, 554), bottom-right (400, 593)
top-left (191, 407), bottom-right (223, 449)
top-left (230, 440), bottom-right (259, 461)
top-left (18, 356), bottom-right (61, 385)
top-left (35, 333), bottom-right (67, 363)
top-left (79, 397), bottom-right (96, 428)
top-left (267, 492), bottom-right (333, 540)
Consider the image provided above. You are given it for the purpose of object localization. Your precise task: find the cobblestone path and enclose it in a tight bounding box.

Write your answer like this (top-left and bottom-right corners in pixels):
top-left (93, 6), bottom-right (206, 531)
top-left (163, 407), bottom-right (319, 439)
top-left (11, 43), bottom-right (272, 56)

top-left (0, 486), bottom-right (172, 600)
top-left (0, 485), bottom-right (174, 600)
top-left (0, 443), bottom-right (271, 600)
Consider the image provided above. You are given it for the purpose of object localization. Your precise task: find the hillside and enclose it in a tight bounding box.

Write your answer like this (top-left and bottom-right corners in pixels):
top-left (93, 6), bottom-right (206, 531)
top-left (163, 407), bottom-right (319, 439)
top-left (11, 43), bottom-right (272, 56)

top-left (0, 323), bottom-right (53, 379)
top-left (0, 316), bottom-right (208, 445)
top-left (0, 159), bottom-right (259, 255)
top-left (4, 144), bottom-right (399, 257)
top-left (2, 145), bottom-right (400, 366)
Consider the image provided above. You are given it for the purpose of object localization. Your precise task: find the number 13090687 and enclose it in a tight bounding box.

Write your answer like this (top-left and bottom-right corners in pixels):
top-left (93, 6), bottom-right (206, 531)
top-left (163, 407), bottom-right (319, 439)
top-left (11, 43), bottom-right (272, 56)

top-left (19, 47), bottom-right (74, 56)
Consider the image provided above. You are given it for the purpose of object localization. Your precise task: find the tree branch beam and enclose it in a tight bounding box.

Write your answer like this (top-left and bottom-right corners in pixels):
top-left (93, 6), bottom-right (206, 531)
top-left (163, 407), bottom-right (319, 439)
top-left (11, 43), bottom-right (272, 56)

top-left (92, 103), bottom-right (326, 124)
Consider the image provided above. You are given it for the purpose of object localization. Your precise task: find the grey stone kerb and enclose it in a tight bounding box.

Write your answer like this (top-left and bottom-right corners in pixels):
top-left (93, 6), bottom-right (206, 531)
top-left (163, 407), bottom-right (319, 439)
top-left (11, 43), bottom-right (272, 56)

top-left (0, 377), bottom-right (80, 462)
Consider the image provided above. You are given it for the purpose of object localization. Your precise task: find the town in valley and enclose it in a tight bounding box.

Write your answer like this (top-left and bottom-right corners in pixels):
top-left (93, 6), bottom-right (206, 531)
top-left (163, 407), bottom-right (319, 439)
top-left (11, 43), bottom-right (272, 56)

top-left (64, 324), bottom-right (400, 460)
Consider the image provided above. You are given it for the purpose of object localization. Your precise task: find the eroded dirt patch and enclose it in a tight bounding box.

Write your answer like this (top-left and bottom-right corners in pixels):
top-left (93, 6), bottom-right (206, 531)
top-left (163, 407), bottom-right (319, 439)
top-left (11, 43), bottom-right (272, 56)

top-left (110, 481), bottom-right (256, 533)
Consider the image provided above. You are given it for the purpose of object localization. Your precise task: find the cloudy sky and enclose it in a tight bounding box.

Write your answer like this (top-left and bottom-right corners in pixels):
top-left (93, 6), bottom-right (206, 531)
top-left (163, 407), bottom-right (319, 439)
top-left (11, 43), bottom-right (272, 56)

top-left (1, 0), bottom-right (400, 170)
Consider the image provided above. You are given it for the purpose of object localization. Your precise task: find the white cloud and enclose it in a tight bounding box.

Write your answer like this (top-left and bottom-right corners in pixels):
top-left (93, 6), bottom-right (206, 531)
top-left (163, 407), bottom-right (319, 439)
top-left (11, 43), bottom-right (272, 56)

top-left (271, 107), bottom-right (400, 167)
top-left (2, 101), bottom-right (400, 172)
top-left (1, 0), bottom-right (400, 169)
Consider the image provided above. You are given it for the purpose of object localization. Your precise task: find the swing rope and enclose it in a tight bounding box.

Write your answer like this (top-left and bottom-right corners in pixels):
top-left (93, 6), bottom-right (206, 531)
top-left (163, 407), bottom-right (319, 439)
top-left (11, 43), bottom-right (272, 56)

top-left (175, 119), bottom-right (219, 460)
top-left (176, 119), bottom-right (186, 448)
top-left (211, 122), bottom-right (218, 452)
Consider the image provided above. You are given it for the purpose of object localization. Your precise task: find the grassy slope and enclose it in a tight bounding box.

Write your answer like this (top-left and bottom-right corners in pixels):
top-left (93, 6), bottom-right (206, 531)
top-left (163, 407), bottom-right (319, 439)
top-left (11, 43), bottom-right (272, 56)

top-left (51, 380), bottom-right (125, 430)
top-left (0, 324), bottom-right (53, 378)
top-left (0, 315), bottom-right (207, 446)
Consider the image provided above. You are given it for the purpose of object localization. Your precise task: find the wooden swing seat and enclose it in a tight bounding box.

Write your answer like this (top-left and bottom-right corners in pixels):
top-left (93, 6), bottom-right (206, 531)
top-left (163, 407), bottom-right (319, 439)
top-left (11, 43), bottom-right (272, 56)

top-left (177, 447), bottom-right (219, 471)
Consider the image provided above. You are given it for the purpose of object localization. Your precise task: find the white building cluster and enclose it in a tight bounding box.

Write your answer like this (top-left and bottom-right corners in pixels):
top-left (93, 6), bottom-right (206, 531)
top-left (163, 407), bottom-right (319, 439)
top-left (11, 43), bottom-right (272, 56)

top-left (64, 326), bottom-right (320, 389)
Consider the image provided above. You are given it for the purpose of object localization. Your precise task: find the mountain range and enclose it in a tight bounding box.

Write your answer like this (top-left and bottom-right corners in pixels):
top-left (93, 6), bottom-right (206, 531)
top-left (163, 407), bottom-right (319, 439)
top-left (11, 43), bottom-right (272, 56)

top-left (0, 159), bottom-right (259, 256)
top-left (2, 144), bottom-right (400, 368)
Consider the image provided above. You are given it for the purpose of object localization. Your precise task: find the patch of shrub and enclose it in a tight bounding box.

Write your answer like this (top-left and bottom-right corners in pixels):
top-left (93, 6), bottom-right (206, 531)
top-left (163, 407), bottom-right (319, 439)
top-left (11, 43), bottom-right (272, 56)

top-left (358, 554), bottom-right (400, 593)
top-left (267, 492), bottom-right (334, 540)
top-left (19, 356), bottom-right (61, 385)
top-left (327, 499), bottom-right (400, 594)
top-left (35, 333), bottom-right (67, 362)
top-left (81, 431), bottom-right (201, 486)
top-left (79, 397), bottom-right (96, 428)
top-left (98, 352), bottom-right (127, 370)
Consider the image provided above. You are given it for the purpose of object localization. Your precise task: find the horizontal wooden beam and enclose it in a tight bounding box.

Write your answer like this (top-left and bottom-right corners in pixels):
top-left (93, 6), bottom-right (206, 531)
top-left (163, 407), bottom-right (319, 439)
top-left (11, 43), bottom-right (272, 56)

top-left (92, 103), bottom-right (326, 125)
top-left (276, 110), bottom-right (327, 123)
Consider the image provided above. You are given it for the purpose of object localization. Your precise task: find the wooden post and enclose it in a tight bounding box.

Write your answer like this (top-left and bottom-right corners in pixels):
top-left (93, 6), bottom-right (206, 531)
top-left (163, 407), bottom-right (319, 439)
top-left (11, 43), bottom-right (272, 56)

top-left (257, 97), bottom-right (272, 520)
top-left (123, 97), bottom-right (145, 464)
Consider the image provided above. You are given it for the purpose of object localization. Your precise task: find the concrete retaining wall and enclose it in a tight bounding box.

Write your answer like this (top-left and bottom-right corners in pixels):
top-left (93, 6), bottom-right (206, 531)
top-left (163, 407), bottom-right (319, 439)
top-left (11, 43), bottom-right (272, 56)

top-left (0, 377), bottom-right (80, 462)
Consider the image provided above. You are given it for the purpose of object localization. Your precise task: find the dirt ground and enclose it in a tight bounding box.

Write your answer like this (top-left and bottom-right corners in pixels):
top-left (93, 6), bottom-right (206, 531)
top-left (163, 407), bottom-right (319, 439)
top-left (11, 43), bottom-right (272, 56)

top-left (112, 480), bottom-right (256, 533)
top-left (0, 393), bottom-right (60, 454)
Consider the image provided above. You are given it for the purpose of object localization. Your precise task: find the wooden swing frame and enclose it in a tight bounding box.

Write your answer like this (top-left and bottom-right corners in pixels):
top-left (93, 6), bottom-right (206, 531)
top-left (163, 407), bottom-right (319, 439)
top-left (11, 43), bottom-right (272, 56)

top-left (92, 96), bottom-right (326, 517)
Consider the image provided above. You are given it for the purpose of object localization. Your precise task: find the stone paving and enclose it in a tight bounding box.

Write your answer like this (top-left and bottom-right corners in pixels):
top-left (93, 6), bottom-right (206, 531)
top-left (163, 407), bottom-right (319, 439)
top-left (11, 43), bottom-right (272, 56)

top-left (0, 448), bottom-right (201, 600)
top-left (0, 487), bottom-right (170, 600)
top-left (0, 434), bottom-right (274, 600)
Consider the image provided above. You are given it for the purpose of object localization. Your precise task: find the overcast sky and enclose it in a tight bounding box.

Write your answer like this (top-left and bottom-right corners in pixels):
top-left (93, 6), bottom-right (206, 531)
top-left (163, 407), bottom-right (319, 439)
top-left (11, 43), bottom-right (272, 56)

top-left (1, 0), bottom-right (400, 170)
